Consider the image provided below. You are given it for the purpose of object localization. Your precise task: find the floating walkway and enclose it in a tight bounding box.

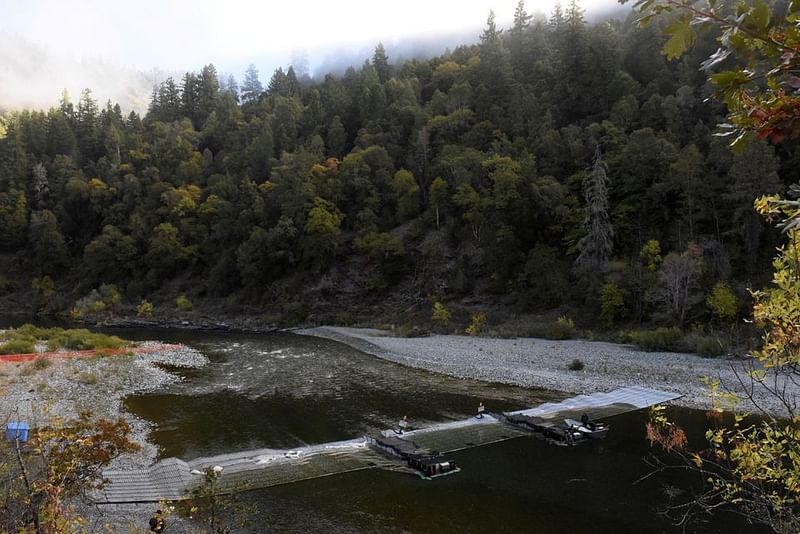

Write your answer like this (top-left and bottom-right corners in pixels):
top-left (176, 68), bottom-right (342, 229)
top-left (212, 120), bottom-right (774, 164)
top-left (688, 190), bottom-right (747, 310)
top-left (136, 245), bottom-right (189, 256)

top-left (99, 438), bottom-right (391, 503)
top-left (507, 386), bottom-right (680, 420)
top-left (97, 387), bottom-right (680, 504)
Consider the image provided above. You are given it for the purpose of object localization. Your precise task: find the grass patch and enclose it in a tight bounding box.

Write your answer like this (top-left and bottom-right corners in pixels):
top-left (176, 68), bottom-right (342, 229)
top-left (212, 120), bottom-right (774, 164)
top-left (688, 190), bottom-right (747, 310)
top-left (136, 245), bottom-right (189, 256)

top-left (621, 328), bottom-right (682, 352)
top-left (46, 330), bottom-right (128, 351)
top-left (0, 339), bottom-right (36, 355)
top-left (1, 324), bottom-right (130, 352)
top-left (33, 357), bottom-right (50, 370)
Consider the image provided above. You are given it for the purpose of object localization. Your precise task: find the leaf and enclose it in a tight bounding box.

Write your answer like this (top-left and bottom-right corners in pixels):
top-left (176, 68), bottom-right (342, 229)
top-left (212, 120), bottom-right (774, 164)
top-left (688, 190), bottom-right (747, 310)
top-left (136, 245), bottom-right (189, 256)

top-left (710, 69), bottom-right (750, 88)
top-left (662, 16), bottom-right (696, 60)
top-left (749, 0), bottom-right (771, 31)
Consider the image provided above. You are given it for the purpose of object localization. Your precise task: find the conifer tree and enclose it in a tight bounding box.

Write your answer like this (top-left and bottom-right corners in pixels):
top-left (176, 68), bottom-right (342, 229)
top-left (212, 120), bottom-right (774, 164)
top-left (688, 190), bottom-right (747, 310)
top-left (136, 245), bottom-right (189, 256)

top-left (372, 43), bottom-right (391, 83)
top-left (241, 64), bottom-right (263, 104)
top-left (575, 146), bottom-right (613, 275)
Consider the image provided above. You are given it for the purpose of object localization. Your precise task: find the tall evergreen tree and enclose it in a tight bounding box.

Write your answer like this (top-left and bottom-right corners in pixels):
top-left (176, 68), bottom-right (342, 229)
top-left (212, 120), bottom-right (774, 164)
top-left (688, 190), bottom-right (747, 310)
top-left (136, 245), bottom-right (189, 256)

top-left (221, 74), bottom-right (239, 102)
top-left (372, 43), bottom-right (391, 84)
top-left (575, 146), bottom-right (613, 275)
top-left (509, 0), bottom-right (531, 72)
top-left (157, 77), bottom-right (182, 122)
top-left (181, 72), bottom-right (200, 126)
top-left (197, 64), bottom-right (220, 127)
top-left (286, 66), bottom-right (301, 97)
top-left (241, 64), bottom-right (263, 104)
top-left (28, 209), bottom-right (68, 275)
top-left (477, 10), bottom-right (513, 118)
top-left (268, 67), bottom-right (289, 96)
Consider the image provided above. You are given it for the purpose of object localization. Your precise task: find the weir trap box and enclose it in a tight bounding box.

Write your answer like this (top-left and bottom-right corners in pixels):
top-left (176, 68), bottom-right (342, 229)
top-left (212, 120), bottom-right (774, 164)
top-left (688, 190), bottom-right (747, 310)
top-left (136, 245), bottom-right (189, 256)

top-left (6, 422), bottom-right (30, 442)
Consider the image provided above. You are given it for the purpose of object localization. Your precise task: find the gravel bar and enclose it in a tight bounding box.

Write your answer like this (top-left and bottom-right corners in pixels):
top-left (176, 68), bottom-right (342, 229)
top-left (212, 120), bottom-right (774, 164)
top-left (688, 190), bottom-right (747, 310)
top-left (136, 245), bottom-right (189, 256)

top-left (0, 341), bottom-right (208, 531)
top-left (0, 341), bottom-right (208, 468)
top-left (297, 326), bottom-right (799, 417)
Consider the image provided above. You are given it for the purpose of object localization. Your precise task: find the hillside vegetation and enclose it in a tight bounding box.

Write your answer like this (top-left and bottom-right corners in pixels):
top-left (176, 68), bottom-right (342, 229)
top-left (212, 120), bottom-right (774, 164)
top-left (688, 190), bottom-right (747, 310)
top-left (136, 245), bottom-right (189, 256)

top-left (0, 2), bottom-right (793, 340)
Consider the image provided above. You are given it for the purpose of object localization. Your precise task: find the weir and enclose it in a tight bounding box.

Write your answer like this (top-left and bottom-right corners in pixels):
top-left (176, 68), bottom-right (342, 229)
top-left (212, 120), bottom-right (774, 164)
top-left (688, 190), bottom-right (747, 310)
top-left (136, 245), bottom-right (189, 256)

top-left (96, 386), bottom-right (680, 504)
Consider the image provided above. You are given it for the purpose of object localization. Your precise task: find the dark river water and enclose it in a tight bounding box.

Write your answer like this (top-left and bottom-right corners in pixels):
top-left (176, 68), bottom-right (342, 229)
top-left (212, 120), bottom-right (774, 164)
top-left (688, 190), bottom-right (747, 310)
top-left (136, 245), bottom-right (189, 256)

top-left (0, 318), bottom-right (767, 533)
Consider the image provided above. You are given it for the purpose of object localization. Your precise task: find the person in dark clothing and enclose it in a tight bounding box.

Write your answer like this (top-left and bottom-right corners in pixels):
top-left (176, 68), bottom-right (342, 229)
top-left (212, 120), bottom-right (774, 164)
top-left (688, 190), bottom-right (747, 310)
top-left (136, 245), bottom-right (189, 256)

top-left (580, 413), bottom-right (596, 431)
top-left (149, 510), bottom-right (165, 533)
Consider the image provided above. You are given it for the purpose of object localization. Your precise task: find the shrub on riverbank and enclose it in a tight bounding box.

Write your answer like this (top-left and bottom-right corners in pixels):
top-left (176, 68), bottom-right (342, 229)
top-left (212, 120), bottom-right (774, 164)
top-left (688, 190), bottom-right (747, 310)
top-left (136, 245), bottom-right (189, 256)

top-left (567, 358), bottom-right (585, 371)
top-left (621, 327), bottom-right (727, 356)
top-left (622, 328), bottom-right (682, 351)
top-left (0, 325), bottom-right (129, 352)
top-left (0, 339), bottom-right (36, 355)
top-left (137, 299), bottom-right (154, 318)
top-left (176, 295), bottom-right (193, 311)
top-left (465, 312), bottom-right (487, 336)
top-left (47, 329), bottom-right (128, 351)
top-left (528, 316), bottom-right (577, 340)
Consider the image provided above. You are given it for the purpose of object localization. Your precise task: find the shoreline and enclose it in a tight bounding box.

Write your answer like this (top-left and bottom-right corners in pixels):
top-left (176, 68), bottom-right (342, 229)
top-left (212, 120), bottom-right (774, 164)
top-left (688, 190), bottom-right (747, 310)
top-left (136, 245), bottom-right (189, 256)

top-left (296, 326), bottom-right (797, 417)
top-left (0, 341), bottom-right (208, 468)
top-left (0, 340), bottom-right (207, 532)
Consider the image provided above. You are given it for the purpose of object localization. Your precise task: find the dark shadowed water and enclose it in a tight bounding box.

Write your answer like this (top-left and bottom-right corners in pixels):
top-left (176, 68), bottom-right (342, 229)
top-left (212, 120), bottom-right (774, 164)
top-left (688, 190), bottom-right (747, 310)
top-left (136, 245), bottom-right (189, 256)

top-left (0, 317), bottom-right (767, 533)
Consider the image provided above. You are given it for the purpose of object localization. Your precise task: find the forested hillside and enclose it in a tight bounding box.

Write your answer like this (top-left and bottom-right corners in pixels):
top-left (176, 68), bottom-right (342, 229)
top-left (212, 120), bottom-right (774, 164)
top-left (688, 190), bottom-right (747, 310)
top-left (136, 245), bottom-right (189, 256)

top-left (0, 2), bottom-right (796, 334)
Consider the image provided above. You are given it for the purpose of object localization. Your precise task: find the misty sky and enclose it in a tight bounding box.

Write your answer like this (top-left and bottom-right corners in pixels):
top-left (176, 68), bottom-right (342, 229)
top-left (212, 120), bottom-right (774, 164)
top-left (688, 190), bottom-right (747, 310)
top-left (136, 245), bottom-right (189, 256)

top-left (0, 0), bottom-right (623, 111)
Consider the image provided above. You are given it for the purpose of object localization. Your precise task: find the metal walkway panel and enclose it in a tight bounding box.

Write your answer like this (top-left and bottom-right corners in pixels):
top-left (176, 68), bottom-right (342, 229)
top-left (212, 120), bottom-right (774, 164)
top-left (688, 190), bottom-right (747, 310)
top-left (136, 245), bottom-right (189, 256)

top-left (101, 458), bottom-right (193, 502)
top-left (507, 386), bottom-right (681, 420)
top-left (97, 438), bottom-right (386, 503)
top-left (400, 415), bottom-right (530, 453)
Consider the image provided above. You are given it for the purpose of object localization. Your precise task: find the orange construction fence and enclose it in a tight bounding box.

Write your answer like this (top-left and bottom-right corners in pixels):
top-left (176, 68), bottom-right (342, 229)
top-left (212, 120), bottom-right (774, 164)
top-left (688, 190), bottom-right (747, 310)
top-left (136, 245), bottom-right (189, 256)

top-left (0, 343), bottom-right (186, 363)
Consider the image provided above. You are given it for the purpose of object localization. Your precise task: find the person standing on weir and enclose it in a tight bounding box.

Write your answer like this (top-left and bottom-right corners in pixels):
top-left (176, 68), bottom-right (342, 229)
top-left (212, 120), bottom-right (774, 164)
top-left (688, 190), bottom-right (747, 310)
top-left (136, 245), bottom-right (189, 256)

top-left (477, 402), bottom-right (485, 419)
top-left (398, 415), bottom-right (409, 434)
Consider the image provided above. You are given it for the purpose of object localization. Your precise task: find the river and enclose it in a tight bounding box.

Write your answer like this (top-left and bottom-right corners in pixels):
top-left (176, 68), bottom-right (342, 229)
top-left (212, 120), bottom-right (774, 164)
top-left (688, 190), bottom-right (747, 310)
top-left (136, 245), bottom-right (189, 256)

top-left (109, 328), bottom-right (763, 534)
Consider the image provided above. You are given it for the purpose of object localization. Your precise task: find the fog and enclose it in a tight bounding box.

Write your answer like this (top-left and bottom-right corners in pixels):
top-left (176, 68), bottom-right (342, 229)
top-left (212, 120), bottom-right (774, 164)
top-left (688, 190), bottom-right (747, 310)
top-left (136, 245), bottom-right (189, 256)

top-left (0, 0), bottom-right (629, 114)
top-left (0, 34), bottom-right (173, 115)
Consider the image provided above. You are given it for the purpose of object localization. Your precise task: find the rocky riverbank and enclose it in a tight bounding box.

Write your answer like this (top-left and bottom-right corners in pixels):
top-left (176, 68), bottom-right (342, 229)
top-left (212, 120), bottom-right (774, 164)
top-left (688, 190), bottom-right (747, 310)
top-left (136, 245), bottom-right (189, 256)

top-left (0, 340), bottom-right (208, 532)
top-left (0, 341), bottom-right (208, 468)
top-left (297, 326), bottom-right (797, 417)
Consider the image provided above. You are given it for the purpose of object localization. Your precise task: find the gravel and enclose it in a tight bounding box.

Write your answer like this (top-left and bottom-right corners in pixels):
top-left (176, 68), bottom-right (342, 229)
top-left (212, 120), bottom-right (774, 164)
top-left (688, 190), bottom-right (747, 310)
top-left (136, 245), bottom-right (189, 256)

top-left (297, 326), bottom-right (799, 417)
top-left (0, 340), bottom-right (208, 531)
top-left (0, 341), bottom-right (208, 469)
